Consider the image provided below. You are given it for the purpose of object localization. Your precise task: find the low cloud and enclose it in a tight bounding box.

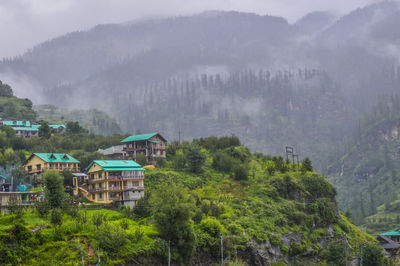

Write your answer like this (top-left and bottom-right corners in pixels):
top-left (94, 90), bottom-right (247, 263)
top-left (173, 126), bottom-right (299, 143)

top-left (0, 0), bottom-right (380, 59)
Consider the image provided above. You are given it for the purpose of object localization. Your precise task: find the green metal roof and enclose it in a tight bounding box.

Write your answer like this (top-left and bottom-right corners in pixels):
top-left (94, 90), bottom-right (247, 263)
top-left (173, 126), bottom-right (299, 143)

top-left (121, 133), bottom-right (158, 143)
top-left (87, 160), bottom-right (143, 171)
top-left (0, 174), bottom-right (7, 180)
top-left (102, 167), bottom-right (145, 171)
top-left (33, 153), bottom-right (80, 163)
top-left (12, 127), bottom-right (38, 131)
top-left (380, 230), bottom-right (400, 236)
top-left (49, 124), bottom-right (66, 129)
top-left (2, 120), bottom-right (31, 127)
top-left (30, 124), bottom-right (65, 129)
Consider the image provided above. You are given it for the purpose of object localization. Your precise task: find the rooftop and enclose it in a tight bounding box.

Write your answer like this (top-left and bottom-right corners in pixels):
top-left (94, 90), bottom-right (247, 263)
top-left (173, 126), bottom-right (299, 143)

top-left (2, 120), bottom-right (31, 127)
top-left (32, 153), bottom-right (80, 163)
top-left (121, 132), bottom-right (159, 143)
top-left (380, 229), bottom-right (400, 236)
top-left (87, 160), bottom-right (144, 171)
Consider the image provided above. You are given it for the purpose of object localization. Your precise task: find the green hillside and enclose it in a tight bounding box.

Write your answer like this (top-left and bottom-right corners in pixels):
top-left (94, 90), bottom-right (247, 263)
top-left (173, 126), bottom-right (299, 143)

top-left (34, 104), bottom-right (122, 136)
top-left (0, 80), bottom-right (36, 120)
top-left (328, 95), bottom-right (400, 235)
top-left (0, 133), bottom-right (384, 265)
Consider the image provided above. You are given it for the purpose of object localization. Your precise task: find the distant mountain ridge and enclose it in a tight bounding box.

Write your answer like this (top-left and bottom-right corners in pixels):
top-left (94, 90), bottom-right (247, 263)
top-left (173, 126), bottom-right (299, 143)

top-left (1, 1), bottom-right (400, 163)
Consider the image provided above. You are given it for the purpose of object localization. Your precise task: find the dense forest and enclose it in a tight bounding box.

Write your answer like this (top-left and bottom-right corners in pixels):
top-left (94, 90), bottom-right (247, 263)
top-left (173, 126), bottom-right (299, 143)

top-left (328, 95), bottom-right (400, 231)
top-left (34, 104), bottom-right (122, 136)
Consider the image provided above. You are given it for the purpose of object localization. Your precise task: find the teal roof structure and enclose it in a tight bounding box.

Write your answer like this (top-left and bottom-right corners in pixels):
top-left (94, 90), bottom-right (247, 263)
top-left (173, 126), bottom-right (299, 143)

top-left (121, 133), bottom-right (158, 143)
top-left (12, 127), bottom-right (38, 131)
top-left (380, 229), bottom-right (400, 236)
top-left (49, 124), bottom-right (66, 129)
top-left (2, 120), bottom-right (31, 127)
top-left (33, 153), bottom-right (80, 163)
top-left (87, 160), bottom-right (144, 172)
top-left (0, 174), bottom-right (7, 180)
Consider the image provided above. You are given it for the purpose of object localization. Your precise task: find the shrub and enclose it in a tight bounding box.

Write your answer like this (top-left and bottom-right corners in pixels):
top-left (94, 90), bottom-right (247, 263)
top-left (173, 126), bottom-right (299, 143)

top-left (309, 198), bottom-right (337, 225)
top-left (185, 146), bottom-right (206, 173)
top-left (199, 217), bottom-right (224, 238)
top-left (95, 224), bottom-right (127, 256)
top-left (156, 157), bottom-right (166, 167)
top-left (92, 213), bottom-right (106, 229)
top-left (173, 154), bottom-right (186, 170)
top-left (133, 192), bottom-right (152, 218)
top-left (324, 241), bottom-right (345, 265)
top-left (10, 223), bottom-right (32, 244)
top-left (269, 175), bottom-right (303, 200)
top-left (50, 209), bottom-right (63, 227)
top-left (301, 174), bottom-right (336, 200)
top-left (136, 154), bottom-right (147, 166)
top-left (301, 157), bottom-right (313, 172)
top-left (35, 200), bottom-right (50, 218)
top-left (362, 243), bottom-right (385, 266)
top-left (233, 164), bottom-right (249, 181)
top-left (212, 152), bottom-right (235, 173)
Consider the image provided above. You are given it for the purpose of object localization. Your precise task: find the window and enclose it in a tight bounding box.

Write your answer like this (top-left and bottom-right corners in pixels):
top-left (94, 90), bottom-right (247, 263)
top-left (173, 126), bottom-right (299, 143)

top-left (36, 164), bottom-right (41, 170)
top-left (99, 193), bottom-right (103, 199)
top-left (92, 194), bottom-right (95, 200)
top-left (27, 165), bottom-right (32, 171)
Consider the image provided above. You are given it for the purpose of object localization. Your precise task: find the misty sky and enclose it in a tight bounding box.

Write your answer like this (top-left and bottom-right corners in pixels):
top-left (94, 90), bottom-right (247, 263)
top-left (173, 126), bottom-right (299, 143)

top-left (0, 0), bottom-right (379, 59)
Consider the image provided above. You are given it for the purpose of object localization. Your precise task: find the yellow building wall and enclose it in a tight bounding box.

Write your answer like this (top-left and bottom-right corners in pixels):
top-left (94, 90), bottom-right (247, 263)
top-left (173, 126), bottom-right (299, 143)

top-left (24, 156), bottom-right (46, 173)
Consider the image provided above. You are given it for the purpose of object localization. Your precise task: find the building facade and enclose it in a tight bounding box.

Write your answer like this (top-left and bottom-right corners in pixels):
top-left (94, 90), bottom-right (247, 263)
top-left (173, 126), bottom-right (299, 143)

top-left (121, 133), bottom-right (166, 163)
top-left (75, 160), bottom-right (145, 208)
top-left (0, 175), bottom-right (11, 192)
top-left (24, 153), bottom-right (80, 185)
top-left (1, 120), bottom-right (66, 138)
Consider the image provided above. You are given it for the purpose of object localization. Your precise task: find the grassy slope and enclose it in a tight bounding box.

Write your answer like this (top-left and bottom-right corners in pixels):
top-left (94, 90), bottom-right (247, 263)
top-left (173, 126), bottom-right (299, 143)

top-left (0, 149), bottom-right (378, 265)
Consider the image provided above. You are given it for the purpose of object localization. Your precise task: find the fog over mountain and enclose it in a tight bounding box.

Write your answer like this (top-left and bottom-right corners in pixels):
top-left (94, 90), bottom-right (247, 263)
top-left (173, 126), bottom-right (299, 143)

top-left (1, 0), bottom-right (400, 169)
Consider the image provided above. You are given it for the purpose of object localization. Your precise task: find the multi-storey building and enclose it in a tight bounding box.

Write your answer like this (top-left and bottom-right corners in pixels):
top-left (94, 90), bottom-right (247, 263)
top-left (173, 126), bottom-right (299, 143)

top-left (1, 120), bottom-right (66, 138)
top-left (121, 133), bottom-right (166, 163)
top-left (24, 153), bottom-right (80, 185)
top-left (77, 160), bottom-right (145, 208)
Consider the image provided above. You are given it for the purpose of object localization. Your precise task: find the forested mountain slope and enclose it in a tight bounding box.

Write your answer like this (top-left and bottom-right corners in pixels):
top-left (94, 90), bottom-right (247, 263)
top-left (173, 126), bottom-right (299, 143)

top-left (328, 95), bottom-right (400, 233)
top-left (1, 1), bottom-right (400, 168)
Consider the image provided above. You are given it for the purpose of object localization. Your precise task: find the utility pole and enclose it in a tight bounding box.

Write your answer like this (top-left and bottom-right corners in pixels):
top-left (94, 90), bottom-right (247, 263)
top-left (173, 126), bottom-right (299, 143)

top-left (168, 240), bottom-right (171, 266)
top-left (220, 235), bottom-right (223, 266)
top-left (360, 243), bottom-right (364, 266)
top-left (178, 129), bottom-right (181, 143)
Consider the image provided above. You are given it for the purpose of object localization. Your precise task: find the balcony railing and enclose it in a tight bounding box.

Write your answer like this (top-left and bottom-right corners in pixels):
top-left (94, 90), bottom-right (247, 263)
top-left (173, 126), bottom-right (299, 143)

top-left (88, 186), bottom-right (144, 193)
top-left (88, 176), bottom-right (144, 183)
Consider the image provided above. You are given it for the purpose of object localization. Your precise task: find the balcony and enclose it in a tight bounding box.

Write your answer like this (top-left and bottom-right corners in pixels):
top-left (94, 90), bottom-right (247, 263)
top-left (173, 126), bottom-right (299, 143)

top-left (88, 186), bottom-right (144, 193)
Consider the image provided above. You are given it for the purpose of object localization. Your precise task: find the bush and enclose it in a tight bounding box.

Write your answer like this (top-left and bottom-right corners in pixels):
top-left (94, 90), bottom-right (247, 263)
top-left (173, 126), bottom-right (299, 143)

top-left (212, 152), bottom-right (235, 173)
top-left (269, 175), bottom-right (303, 200)
top-left (50, 209), bottom-right (63, 227)
top-left (362, 243), bottom-right (385, 266)
top-left (199, 217), bottom-right (224, 238)
top-left (95, 224), bottom-right (127, 256)
top-left (233, 164), bottom-right (248, 181)
top-left (309, 198), bottom-right (337, 225)
top-left (185, 146), bottom-right (206, 173)
top-left (324, 241), bottom-right (345, 265)
top-left (301, 157), bottom-right (313, 172)
top-left (136, 154), bottom-right (147, 166)
top-left (173, 154), bottom-right (186, 170)
top-left (301, 174), bottom-right (336, 200)
top-left (10, 223), bottom-right (32, 244)
top-left (133, 192), bottom-right (152, 218)
top-left (156, 157), bottom-right (166, 167)
top-left (35, 200), bottom-right (50, 218)
top-left (92, 213), bottom-right (106, 229)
